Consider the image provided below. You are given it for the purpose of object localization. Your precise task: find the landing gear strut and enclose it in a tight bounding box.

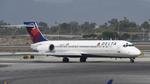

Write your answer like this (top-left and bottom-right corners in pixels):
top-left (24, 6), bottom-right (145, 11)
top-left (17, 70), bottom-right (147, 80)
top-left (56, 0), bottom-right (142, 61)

top-left (63, 57), bottom-right (69, 63)
top-left (130, 58), bottom-right (135, 63)
top-left (80, 56), bottom-right (87, 62)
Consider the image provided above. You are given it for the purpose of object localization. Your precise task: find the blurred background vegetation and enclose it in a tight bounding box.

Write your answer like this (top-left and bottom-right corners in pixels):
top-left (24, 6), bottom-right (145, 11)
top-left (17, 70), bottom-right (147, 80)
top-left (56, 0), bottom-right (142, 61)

top-left (0, 17), bottom-right (150, 41)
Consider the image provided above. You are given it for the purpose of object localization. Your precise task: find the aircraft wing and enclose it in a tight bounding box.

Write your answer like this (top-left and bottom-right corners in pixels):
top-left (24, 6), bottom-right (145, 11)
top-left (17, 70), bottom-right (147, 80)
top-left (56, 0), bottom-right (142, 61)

top-left (0, 52), bottom-right (129, 58)
top-left (0, 52), bottom-right (82, 57)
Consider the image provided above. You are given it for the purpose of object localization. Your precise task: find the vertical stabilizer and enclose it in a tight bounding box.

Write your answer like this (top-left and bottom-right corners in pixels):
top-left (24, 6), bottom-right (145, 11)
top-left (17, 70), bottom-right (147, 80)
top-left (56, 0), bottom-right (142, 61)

top-left (24, 22), bottom-right (48, 43)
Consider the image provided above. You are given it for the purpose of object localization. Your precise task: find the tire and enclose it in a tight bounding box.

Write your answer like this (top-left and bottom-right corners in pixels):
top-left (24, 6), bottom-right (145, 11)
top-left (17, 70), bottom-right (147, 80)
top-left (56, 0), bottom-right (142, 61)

top-left (30, 55), bottom-right (34, 59)
top-left (63, 57), bottom-right (69, 63)
top-left (80, 56), bottom-right (87, 62)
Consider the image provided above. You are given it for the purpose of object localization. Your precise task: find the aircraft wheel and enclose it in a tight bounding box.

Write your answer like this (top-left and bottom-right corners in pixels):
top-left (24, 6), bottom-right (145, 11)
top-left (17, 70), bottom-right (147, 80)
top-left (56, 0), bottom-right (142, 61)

top-left (80, 56), bottom-right (87, 62)
top-left (23, 55), bottom-right (34, 59)
top-left (130, 58), bottom-right (135, 63)
top-left (63, 57), bottom-right (69, 63)
top-left (23, 56), bottom-right (28, 59)
top-left (30, 55), bottom-right (34, 59)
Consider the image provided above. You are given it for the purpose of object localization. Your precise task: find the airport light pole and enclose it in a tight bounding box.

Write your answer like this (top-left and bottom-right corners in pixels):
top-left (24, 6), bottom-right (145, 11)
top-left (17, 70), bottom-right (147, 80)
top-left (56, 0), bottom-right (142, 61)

top-left (58, 23), bottom-right (60, 40)
top-left (142, 28), bottom-right (145, 41)
top-left (70, 23), bottom-right (72, 35)
top-left (55, 21), bottom-right (60, 40)
top-left (117, 23), bottom-right (120, 40)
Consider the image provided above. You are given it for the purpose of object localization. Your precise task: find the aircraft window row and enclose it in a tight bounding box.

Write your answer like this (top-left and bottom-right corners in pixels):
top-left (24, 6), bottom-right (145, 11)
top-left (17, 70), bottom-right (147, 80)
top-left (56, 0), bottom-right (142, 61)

top-left (57, 45), bottom-right (112, 48)
top-left (56, 46), bottom-right (97, 47)
top-left (58, 42), bottom-right (117, 48)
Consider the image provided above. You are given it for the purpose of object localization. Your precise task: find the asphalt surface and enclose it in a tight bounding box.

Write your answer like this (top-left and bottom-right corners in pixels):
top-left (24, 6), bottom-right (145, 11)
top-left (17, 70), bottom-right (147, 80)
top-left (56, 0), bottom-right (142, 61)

top-left (0, 62), bottom-right (150, 84)
top-left (0, 51), bottom-right (149, 84)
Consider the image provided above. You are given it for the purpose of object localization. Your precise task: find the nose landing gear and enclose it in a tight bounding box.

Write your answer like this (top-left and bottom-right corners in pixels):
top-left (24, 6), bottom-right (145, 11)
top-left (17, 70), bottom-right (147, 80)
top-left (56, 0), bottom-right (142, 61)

top-left (130, 58), bottom-right (135, 63)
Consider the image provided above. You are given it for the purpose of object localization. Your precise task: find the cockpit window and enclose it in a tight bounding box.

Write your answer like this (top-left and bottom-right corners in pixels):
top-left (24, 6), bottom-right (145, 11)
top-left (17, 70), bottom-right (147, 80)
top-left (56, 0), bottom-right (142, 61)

top-left (123, 43), bottom-right (134, 47)
top-left (128, 44), bottom-right (134, 46)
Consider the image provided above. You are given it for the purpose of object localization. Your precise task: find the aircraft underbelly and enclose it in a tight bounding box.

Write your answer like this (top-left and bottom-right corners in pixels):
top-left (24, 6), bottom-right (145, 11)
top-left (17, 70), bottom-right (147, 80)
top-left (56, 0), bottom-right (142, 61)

top-left (54, 47), bottom-right (134, 58)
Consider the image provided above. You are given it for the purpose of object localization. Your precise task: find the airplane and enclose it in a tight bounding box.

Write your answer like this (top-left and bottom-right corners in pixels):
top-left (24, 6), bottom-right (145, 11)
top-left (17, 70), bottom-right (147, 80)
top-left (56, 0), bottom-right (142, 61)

top-left (0, 21), bottom-right (142, 63)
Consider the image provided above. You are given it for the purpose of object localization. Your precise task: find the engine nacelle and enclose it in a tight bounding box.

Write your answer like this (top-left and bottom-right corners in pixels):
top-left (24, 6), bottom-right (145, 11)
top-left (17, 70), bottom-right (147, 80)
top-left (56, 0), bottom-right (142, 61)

top-left (49, 44), bottom-right (55, 51)
top-left (35, 44), bottom-right (55, 52)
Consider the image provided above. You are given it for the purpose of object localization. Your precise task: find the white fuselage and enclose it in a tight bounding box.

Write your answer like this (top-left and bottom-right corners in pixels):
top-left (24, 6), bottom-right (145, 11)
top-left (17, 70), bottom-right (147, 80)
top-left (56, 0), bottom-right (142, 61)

top-left (31, 40), bottom-right (141, 58)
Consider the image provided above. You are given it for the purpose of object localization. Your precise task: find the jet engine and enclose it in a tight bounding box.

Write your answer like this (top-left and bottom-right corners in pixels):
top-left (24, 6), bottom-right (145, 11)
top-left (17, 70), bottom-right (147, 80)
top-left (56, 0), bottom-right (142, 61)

top-left (35, 44), bottom-right (55, 52)
top-left (49, 44), bottom-right (55, 51)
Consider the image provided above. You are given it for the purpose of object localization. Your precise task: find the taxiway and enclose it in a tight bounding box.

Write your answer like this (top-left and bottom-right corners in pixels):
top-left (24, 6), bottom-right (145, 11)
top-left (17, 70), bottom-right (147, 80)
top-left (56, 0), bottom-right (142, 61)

top-left (0, 61), bottom-right (150, 84)
top-left (0, 51), bottom-right (149, 84)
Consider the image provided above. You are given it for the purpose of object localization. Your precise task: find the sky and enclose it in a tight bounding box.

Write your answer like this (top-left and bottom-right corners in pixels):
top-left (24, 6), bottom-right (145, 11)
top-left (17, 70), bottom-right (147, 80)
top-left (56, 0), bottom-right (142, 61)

top-left (0, 0), bottom-right (150, 25)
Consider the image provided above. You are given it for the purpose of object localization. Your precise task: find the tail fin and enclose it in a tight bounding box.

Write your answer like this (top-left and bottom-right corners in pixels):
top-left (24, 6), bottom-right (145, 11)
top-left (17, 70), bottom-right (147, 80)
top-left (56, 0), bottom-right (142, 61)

top-left (24, 21), bottom-right (48, 43)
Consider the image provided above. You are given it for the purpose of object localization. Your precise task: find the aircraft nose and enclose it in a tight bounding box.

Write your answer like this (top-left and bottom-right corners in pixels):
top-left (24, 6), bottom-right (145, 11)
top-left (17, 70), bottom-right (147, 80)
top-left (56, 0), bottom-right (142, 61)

top-left (130, 48), bottom-right (141, 56)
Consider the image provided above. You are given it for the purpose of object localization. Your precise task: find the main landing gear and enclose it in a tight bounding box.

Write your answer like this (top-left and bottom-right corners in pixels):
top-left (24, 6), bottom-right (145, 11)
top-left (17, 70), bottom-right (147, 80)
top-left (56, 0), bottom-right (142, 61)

top-left (63, 57), bottom-right (69, 63)
top-left (23, 55), bottom-right (34, 59)
top-left (80, 56), bottom-right (87, 62)
top-left (62, 56), bottom-right (87, 63)
top-left (129, 58), bottom-right (135, 63)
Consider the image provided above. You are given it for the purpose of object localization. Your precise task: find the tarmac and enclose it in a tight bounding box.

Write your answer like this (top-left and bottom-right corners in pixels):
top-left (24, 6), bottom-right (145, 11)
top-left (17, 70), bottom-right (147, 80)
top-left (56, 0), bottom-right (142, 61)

top-left (1, 62), bottom-right (150, 84)
top-left (0, 52), bottom-right (150, 84)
